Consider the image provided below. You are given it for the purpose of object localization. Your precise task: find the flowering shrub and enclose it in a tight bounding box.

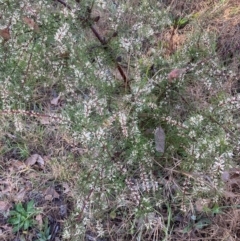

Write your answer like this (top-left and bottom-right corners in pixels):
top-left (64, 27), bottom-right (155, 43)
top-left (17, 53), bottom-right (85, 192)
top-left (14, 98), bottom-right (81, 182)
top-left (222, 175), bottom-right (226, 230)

top-left (1, 0), bottom-right (240, 240)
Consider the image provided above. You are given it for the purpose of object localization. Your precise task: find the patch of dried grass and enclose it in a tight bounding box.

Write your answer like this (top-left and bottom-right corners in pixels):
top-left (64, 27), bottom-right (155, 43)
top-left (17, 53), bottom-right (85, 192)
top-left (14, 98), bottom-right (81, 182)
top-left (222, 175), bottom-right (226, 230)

top-left (216, 18), bottom-right (240, 71)
top-left (201, 0), bottom-right (240, 73)
top-left (161, 0), bottom-right (217, 18)
top-left (0, 113), bottom-right (79, 240)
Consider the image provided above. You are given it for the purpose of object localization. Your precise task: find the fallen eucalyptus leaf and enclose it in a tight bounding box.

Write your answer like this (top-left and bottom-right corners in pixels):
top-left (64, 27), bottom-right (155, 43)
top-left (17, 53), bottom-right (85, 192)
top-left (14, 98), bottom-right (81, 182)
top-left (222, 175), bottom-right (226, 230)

top-left (0, 201), bottom-right (12, 212)
top-left (62, 182), bottom-right (70, 194)
top-left (14, 188), bottom-right (27, 202)
top-left (35, 214), bottom-right (43, 228)
top-left (11, 160), bottom-right (26, 170)
top-left (223, 190), bottom-right (238, 198)
top-left (155, 126), bottom-right (165, 153)
top-left (44, 187), bottom-right (59, 200)
top-left (25, 154), bottom-right (44, 167)
top-left (50, 94), bottom-right (61, 106)
top-left (168, 68), bottom-right (187, 82)
top-left (221, 170), bottom-right (230, 182)
top-left (39, 116), bottom-right (51, 125)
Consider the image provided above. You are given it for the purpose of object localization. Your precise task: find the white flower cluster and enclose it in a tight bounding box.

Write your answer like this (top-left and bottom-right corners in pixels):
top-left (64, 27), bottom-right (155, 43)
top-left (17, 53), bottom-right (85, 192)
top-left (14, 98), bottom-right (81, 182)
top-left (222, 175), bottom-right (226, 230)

top-left (139, 165), bottom-right (158, 193)
top-left (82, 88), bottom-right (107, 118)
top-left (219, 94), bottom-right (240, 108)
top-left (125, 178), bottom-right (141, 206)
top-left (95, 0), bottom-right (106, 9)
top-left (212, 152), bottom-right (232, 174)
top-left (96, 220), bottom-right (105, 237)
top-left (54, 23), bottom-right (69, 43)
top-left (14, 115), bottom-right (24, 132)
top-left (163, 116), bottom-right (187, 129)
top-left (188, 114), bottom-right (204, 126)
top-left (1, 77), bottom-right (13, 110)
top-left (143, 212), bottom-right (163, 231)
top-left (119, 37), bottom-right (133, 52)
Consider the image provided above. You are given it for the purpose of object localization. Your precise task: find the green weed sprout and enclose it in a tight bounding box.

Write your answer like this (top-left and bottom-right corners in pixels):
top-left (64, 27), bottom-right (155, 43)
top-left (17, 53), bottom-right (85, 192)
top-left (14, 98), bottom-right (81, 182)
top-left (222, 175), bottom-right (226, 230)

top-left (8, 200), bottom-right (39, 233)
top-left (36, 218), bottom-right (52, 241)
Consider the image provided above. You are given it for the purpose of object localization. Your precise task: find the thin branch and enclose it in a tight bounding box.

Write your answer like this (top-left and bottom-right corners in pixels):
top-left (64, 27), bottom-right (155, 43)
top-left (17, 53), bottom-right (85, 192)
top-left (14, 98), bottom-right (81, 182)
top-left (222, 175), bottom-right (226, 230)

top-left (55, 0), bottom-right (131, 92)
top-left (55, 0), bottom-right (71, 10)
top-left (117, 64), bottom-right (128, 87)
top-left (75, 188), bottom-right (94, 222)
top-left (89, 25), bottom-right (106, 45)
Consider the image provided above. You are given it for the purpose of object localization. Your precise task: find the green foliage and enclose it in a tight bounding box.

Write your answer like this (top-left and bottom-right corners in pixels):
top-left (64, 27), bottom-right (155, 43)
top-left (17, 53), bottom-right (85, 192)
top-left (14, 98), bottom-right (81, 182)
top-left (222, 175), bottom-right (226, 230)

top-left (8, 200), bottom-right (39, 233)
top-left (1, 0), bottom-right (239, 240)
top-left (183, 215), bottom-right (212, 233)
top-left (172, 16), bottom-right (190, 29)
top-left (36, 219), bottom-right (51, 241)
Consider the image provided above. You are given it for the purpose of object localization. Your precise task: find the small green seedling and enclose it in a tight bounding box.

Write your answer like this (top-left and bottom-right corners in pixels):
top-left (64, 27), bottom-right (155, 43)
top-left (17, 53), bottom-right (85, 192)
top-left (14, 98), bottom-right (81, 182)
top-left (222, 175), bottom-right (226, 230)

top-left (171, 15), bottom-right (190, 29)
top-left (8, 200), bottom-right (39, 233)
top-left (183, 215), bottom-right (212, 233)
top-left (36, 218), bottom-right (52, 241)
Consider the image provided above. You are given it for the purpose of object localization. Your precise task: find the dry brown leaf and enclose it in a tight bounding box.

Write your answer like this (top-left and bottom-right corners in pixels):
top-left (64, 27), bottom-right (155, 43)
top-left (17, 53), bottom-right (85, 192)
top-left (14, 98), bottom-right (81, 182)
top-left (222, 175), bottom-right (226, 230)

top-left (27, 172), bottom-right (40, 179)
top-left (0, 201), bottom-right (12, 212)
top-left (0, 224), bottom-right (12, 233)
top-left (22, 17), bottom-right (39, 32)
top-left (25, 154), bottom-right (44, 168)
top-left (35, 214), bottom-right (43, 228)
top-left (50, 94), bottom-right (61, 106)
top-left (59, 51), bottom-right (70, 59)
top-left (14, 188), bottom-right (27, 202)
top-left (39, 116), bottom-right (51, 125)
top-left (0, 180), bottom-right (13, 194)
top-left (11, 160), bottom-right (26, 170)
top-left (229, 168), bottom-right (240, 178)
top-left (168, 68), bottom-right (187, 82)
top-left (59, 204), bottom-right (67, 217)
top-left (25, 154), bottom-right (38, 166)
top-left (223, 190), bottom-right (238, 198)
top-left (36, 155), bottom-right (44, 167)
top-left (0, 28), bottom-right (10, 41)
top-left (62, 182), bottom-right (70, 194)
top-left (228, 178), bottom-right (240, 186)
top-left (154, 126), bottom-right (165, 153)
top-left (44, 187), bottom-right (59, 201)
top-left (45, 195), bottom-right (53, 201)
top-left (221, 170), bottom-right (230, 182)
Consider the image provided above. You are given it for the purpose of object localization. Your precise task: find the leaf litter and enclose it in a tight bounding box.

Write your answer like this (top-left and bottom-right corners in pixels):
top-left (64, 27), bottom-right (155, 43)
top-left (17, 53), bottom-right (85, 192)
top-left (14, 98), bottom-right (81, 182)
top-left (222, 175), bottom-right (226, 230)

top-left (0, 148), bottom-right (74, 240)
top-left (0, 201), bottom-right (12, 212)
top-left (25, 154), bottom-right (44, 168)
top-left (44, 186), bottom-right (60, 201)
top-left (50, 94), bottom-right (61, 106)
top-left (154, 126), bottom-right (165, 153)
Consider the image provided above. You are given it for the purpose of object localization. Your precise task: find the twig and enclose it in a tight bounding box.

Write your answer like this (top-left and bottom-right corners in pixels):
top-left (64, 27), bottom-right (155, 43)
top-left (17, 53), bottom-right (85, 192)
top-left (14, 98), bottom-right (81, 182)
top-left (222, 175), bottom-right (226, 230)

top-left (55, 0), bottom-right (131, 92)
top-left (75, 188), bottom-right (94, 222)
top-left (55, 0), bottom-right (71, 10)
top-left (89, 25), bottom-right (106, 45)
top-left (23, 36), bottom-right (36, 84)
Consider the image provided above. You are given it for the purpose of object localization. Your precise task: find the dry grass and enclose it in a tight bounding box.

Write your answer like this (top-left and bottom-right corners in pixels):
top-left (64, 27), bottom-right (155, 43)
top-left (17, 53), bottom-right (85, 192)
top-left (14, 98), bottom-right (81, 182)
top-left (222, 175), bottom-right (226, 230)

top-left (0, 114), bottom-right (79, 240)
